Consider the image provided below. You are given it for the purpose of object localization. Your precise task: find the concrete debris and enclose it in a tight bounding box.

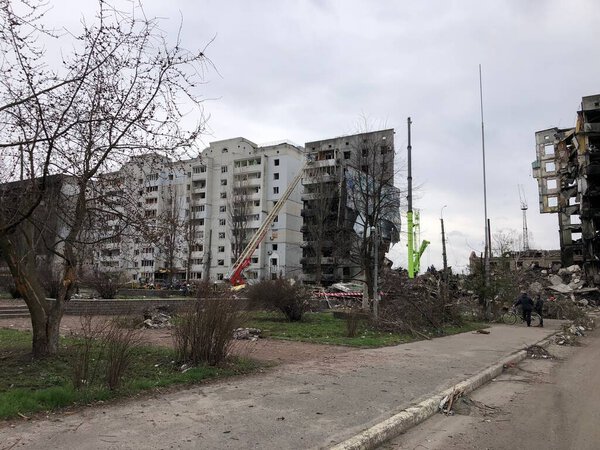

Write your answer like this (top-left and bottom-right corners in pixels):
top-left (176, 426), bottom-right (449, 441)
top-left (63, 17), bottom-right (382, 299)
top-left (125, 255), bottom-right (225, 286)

top-left (549, 274), bottom-right (564, 286)
top-left (233, 327), bottom-right (261, 341)
top-left (529, 282), bottom-right (543, 294)
top-left (527, 345), bottom-right (553, 359)
top-left (548, 283), bottom-right (573, 294)
top-left (566, 265), bottom-right (582, 273)
top-left (143, 307), bottom-right (173, 328)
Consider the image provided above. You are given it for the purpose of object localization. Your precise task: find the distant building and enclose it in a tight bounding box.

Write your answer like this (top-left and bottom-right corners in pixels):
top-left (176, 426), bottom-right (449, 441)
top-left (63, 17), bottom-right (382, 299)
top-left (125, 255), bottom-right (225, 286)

top-left (469, 249), bottom-right (562, 273)
top-left (301, 130), bottom-right (401, 285)
top-left (532, 94), bottom-right (600, 280)
top-left (92, 138), bottom-right (305, 284)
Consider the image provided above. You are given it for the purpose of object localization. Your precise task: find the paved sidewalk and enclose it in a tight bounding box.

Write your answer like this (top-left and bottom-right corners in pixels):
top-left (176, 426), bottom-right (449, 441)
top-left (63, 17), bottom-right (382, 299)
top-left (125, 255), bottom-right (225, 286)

top-left (1, 322), bottom-right (561, 450)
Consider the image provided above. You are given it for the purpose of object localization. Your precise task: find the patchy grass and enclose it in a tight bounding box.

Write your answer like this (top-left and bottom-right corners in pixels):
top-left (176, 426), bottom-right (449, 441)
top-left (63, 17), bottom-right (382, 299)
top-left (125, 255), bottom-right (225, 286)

top-left (248, 311), bottom-right (487, 347)
top-left (0, 329), bottom-right (259, 420)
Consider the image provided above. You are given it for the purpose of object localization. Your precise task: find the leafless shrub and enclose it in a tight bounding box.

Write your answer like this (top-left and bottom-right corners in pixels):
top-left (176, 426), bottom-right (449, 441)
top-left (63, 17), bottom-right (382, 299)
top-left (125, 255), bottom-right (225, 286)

top-left (103, 320), bottom-right (142, 390)
top-left (376, 269), bottom-right (463, 335)
top-left (83, 270), bottom-right (127, 299)
top-left (245, 279), bottom-right (309, 321)
top-left (173, 297), bottom-right (246, 366)
top-left (71, 315), bottom-right (109, 390)
top-left (71, 315), bottom-right (140, 390)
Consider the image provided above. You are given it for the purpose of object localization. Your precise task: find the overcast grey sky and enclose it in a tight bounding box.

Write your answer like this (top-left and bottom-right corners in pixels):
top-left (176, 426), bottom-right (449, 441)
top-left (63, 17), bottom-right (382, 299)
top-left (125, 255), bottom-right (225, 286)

top-left (47, 0), bottom-right (600, 272)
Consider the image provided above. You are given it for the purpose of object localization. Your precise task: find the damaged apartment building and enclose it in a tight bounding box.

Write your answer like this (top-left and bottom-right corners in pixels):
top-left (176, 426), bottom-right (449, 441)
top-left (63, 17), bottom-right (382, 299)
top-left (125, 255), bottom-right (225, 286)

top-left (533, 94), bottom-right (600, 282)
top-left (301, 130), bottom-right (401, 285)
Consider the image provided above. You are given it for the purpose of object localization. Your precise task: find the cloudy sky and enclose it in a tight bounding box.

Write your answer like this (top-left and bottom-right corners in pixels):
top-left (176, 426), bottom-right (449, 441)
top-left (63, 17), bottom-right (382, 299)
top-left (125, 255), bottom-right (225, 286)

top-left (47, 0), bottom-right (600, 272)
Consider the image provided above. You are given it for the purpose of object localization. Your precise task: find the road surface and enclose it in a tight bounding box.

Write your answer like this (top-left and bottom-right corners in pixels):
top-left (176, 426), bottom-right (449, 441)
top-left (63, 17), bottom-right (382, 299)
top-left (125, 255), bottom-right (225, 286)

top-left (382, 327), bottom-right (600, 450)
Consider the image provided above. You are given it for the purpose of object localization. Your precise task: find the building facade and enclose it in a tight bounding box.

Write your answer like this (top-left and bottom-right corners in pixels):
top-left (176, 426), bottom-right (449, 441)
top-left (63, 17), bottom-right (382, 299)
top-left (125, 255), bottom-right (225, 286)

top-left (92, 138), bottom-right (305, 285)
top-left (533, 94), bottom-right (600, 281)
top-left (301, 129), bottom-right (401, 285)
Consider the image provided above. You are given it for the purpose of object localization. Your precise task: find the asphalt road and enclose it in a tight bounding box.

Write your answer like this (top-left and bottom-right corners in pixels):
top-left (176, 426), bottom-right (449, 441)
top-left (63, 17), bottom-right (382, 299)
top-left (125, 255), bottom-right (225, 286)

top-left (383, 327), bottom-right (600, 450)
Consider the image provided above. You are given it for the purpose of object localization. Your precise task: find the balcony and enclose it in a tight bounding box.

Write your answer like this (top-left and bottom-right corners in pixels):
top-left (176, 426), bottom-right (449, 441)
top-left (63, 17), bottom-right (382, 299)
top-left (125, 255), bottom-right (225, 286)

top-left (300, 256), bottom-right (336, 265)
top-left (302, 174), bottom-right (336, 185)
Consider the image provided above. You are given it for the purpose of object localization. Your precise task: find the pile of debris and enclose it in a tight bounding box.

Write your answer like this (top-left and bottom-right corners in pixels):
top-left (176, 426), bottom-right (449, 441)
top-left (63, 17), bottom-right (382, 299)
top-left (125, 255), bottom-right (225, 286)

top-left (555, 324), bottom-right (589, 346)
top-left (143, 306), bottom-right (173, 328)
top-left (232, 327), bottom-right (261, 341)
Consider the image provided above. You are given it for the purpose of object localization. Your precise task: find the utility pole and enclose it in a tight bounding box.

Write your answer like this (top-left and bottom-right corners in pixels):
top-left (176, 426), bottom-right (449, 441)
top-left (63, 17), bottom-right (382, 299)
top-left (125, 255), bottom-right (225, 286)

top-left (372, 225), bottom-right (379, 320)
top-left (441, 206), bottom-right (448, 281)
top-left (407, 117), bottom-right (414, 278)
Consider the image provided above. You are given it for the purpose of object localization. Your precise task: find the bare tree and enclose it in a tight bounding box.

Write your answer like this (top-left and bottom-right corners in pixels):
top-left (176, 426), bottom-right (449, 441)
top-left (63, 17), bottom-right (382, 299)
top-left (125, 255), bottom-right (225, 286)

top-left (340, 130), bottom-right (401, 310)
top-left (0, 1), bottom-right (209, 356)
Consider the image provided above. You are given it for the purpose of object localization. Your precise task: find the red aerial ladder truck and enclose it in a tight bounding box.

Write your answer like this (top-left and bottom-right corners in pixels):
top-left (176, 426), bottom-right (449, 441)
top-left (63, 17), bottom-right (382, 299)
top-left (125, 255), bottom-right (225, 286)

top-left (228, 159), bottom-right (310, 287)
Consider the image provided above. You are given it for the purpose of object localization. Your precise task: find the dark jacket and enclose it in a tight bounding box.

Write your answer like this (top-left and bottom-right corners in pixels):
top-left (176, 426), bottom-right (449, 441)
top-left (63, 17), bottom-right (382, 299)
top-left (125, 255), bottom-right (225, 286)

top-left (514, 293), bottom-right (534, 311)
top-left (534, 296), bottom-right (544, 314)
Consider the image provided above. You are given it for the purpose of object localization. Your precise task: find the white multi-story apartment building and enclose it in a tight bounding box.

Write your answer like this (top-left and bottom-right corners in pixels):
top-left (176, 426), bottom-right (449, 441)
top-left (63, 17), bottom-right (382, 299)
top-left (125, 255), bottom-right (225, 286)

top-left (92, 138), bottom-right (305, 285)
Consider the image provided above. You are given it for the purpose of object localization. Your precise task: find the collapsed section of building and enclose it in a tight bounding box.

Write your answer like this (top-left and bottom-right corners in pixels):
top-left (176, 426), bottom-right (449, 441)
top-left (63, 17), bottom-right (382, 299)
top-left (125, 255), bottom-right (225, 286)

top-left (533, 94), bottom-right (600, 282)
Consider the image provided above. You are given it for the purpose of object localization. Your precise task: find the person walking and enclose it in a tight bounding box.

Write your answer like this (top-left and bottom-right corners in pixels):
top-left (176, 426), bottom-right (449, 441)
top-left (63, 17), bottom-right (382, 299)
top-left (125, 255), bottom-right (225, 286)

top-left (514, 291), bottom-right (534, 327)
top-left (534, 295), bottom-right (545, 327)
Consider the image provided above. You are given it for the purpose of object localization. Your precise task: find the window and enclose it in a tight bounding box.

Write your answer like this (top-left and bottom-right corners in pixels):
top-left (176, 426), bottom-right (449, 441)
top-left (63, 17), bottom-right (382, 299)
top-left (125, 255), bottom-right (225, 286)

top-left (141, 260), bottom-right (154, 267)
top-left (193, 166), bottom-right (204, 174)
top-left (134, 250), bottom-right (140, 256)
top-left (221, 166), bottom-right (228, 173)
top-left (271, 258), bottom-right (277, 266)
top-left (219, 218), bottom-right (226, 226)
top-left (221, 179), bottom-right (227, 186)
top-left (191, 244), bottom-right (203, 252)
top-left (273, 215), bottom-right (278, 223)
top-left (217, 259), bottom-right (224, 266)
top-left (219, 205), bottom-right (226, 213)
top-left (222, 148), bottom-right (228, 153)
top-left (146, 173), bottom-right (159, 181)
top-left (145, 186), bottom-right (158, 193)
top-left (217, 273), bottom-right (224, 280)
top-left (344, 151), bottom-right (351, 160)
top-left (251, 257), bottom-right (259, 264)
top-left (192, 205), bottom-right (205, 212)
top-left (220, 192), bottom-right (227, 199)
top-left (272, 244), bottom-right (278, 251)
top-left (274, 173), bottom-right (279, 180)
top-left (273, 187), bottom-right (279, 194)
top-left (218, 246), bottom-right (225, 252)
top-left (168, 174), bottom-right (173, 180)
top-left (218, 232), bottom-right (226, 239)
top-left (143, 247), bottom-right (154, 254)
top-left (145, 198), bottom-right (157, 204)
top-left (144, 210), bottom-right (157, 218)
top-left (274, 159), bottom-right (279, 166)
top-left (191, 258), bottom-right (202, 265)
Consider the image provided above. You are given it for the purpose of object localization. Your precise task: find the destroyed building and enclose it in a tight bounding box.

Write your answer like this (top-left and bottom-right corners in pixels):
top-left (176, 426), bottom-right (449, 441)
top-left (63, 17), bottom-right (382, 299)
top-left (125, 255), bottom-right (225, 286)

top-left (533, 94), bottom-right (600, 282)
top-left (301, 130), bottom-right (401, 285)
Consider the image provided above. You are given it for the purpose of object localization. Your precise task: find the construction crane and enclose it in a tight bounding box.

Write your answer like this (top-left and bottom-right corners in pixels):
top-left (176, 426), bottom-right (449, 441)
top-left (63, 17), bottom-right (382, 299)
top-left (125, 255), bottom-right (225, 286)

top-left (228, 158), bottom-right (310, 287)
top-left (518, 184), bottom-right (529, 251)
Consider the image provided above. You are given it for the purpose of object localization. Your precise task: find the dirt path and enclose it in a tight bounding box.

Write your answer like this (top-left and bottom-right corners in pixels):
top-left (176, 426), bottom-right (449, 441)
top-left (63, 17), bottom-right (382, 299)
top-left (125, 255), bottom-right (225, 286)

top-left (0, 315), bottom-right (354, 365)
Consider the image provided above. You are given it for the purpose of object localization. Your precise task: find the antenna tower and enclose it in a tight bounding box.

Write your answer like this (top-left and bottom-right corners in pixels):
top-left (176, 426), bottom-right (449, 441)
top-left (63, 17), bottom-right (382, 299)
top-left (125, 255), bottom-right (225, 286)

top-left (518, 184), bottom-right (529, 251)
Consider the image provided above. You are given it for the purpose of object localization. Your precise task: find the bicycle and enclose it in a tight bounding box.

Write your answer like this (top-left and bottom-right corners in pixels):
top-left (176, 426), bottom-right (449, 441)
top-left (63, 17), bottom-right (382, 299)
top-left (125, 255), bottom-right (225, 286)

top-left (500, 308), bottom-right (541, 326)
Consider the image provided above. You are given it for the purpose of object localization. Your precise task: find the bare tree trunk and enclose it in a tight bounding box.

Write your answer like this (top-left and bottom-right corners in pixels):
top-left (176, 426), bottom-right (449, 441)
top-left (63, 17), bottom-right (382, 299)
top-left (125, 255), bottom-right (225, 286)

top-left (0, 229), bottom-right (62, 356)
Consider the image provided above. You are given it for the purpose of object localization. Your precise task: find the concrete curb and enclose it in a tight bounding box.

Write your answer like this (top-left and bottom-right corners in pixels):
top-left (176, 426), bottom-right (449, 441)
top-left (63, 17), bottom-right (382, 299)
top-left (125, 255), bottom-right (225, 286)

top-left (329, 334), bottom-right (557, 450)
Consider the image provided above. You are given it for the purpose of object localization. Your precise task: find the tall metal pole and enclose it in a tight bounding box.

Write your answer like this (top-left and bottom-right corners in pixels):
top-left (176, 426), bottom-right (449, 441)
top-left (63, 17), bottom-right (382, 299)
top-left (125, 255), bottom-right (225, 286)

top-left (441, 206), bottom-right (448, 280)
top-left (479, 65), bottom-right (490, 280)
top-left (407, 117), bottom-right (415, 277)
top-left (372, 226), bottom-right (379, 320)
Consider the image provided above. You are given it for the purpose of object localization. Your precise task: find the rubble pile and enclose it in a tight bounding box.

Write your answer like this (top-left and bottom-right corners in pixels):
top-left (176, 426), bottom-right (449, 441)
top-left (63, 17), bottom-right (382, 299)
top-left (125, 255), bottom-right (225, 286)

top-left (233, 327), bottom-right (261, 341)
top-left (143, 306), bottom-right (173, 328)
top-left (554, 324), bottom-right (589, 346)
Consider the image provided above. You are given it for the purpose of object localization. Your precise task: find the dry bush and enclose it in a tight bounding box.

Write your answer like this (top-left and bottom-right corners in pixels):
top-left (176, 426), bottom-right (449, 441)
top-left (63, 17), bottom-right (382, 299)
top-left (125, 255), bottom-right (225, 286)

top-left (376, 269), bottom-right (463, 335)
top-left (83, 270), bottom-right (127, 299)
top-left (71, 315), bottom-right (108, 389)
top-left (103, 320), bottom-right (142, 390)
top-left (173, 296), bottom-right (245, 366)
top-left (245, 279), bottom-right (309, 321)
top-left (71, 315), bottom-right (141, 390)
